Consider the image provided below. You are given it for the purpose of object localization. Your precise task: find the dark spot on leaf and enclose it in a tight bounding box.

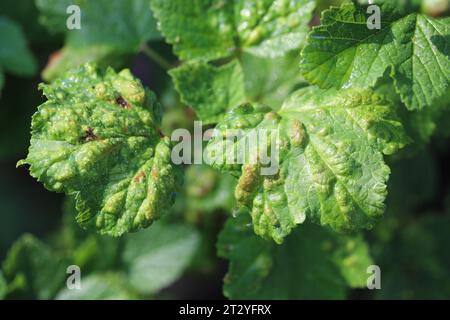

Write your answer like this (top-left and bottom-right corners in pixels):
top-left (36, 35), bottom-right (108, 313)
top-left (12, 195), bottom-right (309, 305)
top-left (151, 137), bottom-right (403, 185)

top-left (134, 171), bottom-right (146, 183)
top-left (151, 167), bottom-right (159, 178)
top-left (116, 96), bottom-right (130, 109)
top-left (81, 127), bottom-right (97, 142)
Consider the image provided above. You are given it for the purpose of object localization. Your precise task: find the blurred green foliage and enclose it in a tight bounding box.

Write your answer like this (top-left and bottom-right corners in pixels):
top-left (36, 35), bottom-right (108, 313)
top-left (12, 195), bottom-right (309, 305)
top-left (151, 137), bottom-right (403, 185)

top-left (1, 0), bottom-right (449, 300)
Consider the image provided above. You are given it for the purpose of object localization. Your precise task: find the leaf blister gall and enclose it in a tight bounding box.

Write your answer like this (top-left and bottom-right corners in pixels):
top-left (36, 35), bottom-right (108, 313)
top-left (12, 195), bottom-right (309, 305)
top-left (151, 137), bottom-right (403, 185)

top-left (207, 87), bottom-right (409, 242)
top-left (134, 171), bottom-right (146, 183)
top-left (19, 63), bottom-right (181, 236)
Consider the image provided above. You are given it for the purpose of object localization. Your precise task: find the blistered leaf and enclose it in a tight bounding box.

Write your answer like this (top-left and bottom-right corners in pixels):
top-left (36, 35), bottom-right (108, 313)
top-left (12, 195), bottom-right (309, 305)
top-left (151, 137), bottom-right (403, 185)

top-left (300, 3), bottom-right (450, 110)
top-left (207, 87), bottom-right (409, 243)
top-left (0, 16), bottom-right (37, 78)
top-left (19, 63), bottom-right (182, 236)
top-left (1, 235), bottom-right (68, 300)
top-left (36, 0), bottom-right (160, 80)
top-left (218, 215), bottom-right (373, 299)
top-left (122, 221), bottom-right (200, 295)
top-left (56, 273), bottom-right (136, 300)
top-left (235, 0), bottom-right (315, 58)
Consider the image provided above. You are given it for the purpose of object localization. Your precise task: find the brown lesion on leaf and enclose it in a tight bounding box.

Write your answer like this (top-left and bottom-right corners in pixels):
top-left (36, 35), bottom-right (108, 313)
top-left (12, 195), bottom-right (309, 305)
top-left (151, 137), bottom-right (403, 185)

top-left (263, 172), bottom-right (282, 189)
top-left (81, 127), bottom-right (98, 143)
top-left (238, 164), bottom-right (261, 192)
top-left (151, 167), bottom-right (159, 179)
top-left (288, 119), bottom-right (307, 148)
top-left (235, 164), bottom-right (262, 207)
top-left (116, 96), bottom-right (130, 109)
top-left (134, 170), bottom-right (146, 183)
top-left (264, 111), bottom-right (281, 121)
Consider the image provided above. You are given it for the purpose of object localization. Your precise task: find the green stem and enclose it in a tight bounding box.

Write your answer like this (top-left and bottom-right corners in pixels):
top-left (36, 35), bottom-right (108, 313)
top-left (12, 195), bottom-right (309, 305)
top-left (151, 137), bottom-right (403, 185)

top-left (141, 44), bottom-right (172, 71)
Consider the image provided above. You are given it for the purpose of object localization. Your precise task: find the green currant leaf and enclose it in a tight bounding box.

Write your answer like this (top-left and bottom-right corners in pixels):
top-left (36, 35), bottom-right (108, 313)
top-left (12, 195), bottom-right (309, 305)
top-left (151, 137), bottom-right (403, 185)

top-left (18, 63), bottom-right (182, 236)
top-left (332, 233), bottom-right (373, 288)
top-left (218, 214), bottom-right (373, 299)
top-left (2, 198), bottom-right (200, 299)
top-left (241, 51), bottom-right (306, 108)
top-left (300, 3), bottom-right (450, 110)
top-left (170, 60), bottom-right (246, 124)
top-left (170, 51), bottom-right (306, 124)
top-left (217, 215), bottom-right (273, 299)
top-left (375, 74), bottom-right (450, 147)
top-left (1, 234), bottom-right (68, 300)
top-left (0, 16), bottom-right (37, 79)
top-left (163, 0), bottom-right (314, 123)
top-left (207, 87), bottom-right (409, 243)
top-left (152, 0), bottom-right (315, 61)
top-left (122, 221), bottom-right (200, 295)
top-left (56, 273), bottom-right (137, 300)
top-left (36, 0), bottom-right (161, 80)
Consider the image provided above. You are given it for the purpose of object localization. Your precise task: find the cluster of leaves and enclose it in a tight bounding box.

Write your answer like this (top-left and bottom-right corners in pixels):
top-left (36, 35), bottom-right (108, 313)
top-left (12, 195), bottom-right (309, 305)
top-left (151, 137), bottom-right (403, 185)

top-left (1, 0), bottom-right (450, 299)
top-left (1, 198), bottom-right (200, 299)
